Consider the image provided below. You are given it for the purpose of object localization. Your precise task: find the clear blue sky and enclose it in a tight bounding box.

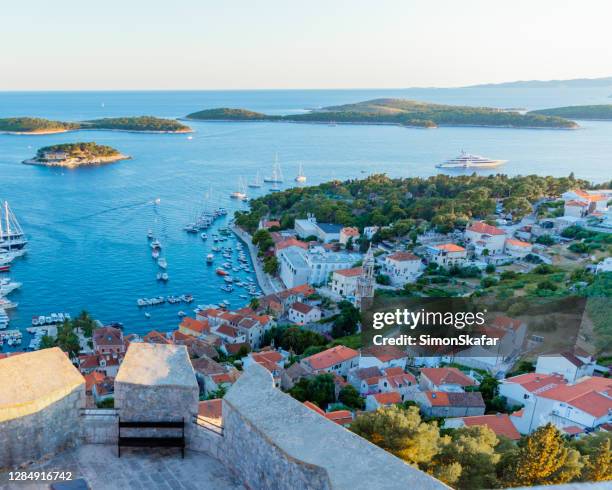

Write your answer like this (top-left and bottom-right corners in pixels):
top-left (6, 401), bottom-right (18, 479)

top-left (2, 0), bottom-right (611, 90)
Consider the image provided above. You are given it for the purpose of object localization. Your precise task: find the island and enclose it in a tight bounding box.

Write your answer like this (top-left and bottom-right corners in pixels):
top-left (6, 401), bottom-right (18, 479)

top-left (23, 142), bottom-right (130, 167)
top-left (529, 105), bottom-right (612, 120)
top-left (0, 117), bottom-right (79, 134)
top-left (186, 98), bottom-right (578, 129)
top-left (0, 116), bottom-right (192, 134)
top-left (467, 76), bottom-right (612, 89)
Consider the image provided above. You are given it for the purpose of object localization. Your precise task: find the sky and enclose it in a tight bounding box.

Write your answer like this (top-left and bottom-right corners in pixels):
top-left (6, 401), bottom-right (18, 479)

top-left (2, 0), bottom-right (612, 90)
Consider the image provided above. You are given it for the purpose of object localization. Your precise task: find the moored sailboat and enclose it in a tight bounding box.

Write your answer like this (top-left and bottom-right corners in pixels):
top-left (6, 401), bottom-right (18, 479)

top-left (0, 201), bottom-right (27, 252)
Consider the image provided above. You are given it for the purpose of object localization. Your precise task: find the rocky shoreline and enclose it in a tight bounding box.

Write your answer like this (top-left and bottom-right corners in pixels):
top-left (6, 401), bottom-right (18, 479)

top-left (22, 154), bottom-right (131, 168)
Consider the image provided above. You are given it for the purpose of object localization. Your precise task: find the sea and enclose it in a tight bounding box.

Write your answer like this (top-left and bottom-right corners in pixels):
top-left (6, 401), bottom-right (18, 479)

top-left (1, 86), bottom-right (611, 347)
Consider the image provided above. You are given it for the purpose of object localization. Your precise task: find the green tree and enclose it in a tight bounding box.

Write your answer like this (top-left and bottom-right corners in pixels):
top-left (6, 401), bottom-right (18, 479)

top-left (351, 405), bottom-right (444, 466)
top-left (55, 320), bottom-right (81, 359)
top-left (503, 196), bottom-right (532, 220)
top-left (331, 300), bottom-right (360, 338)
top-left (289, 374), bottom-right (336, 409)
top-left (338, 385), bottom-right (364, 410)
top-left (73, 310), bottom-right (96, 338)
top-left (500, 424), bottom-right (583, 487)
top-left (263, 256), bottom-right (279, 274)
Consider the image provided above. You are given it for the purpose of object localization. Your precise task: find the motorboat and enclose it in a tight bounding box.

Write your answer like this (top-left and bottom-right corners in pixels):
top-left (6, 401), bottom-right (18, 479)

top-left (158, 257), bottom-right (168, 269)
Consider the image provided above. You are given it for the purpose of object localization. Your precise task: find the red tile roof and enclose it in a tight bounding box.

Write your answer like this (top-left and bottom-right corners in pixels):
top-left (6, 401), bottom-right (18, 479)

top-left (224, 342), bottom-right (250, 355)
top-left (386, 372), bottom-right (417, 388)
top-left (435, 243), bottom-right (466, 252)
top-left (303, 401), bottom-right (325, 415)
top-left (84, 371), bottom-right (105, 392)
top-left (491, 316), bottom-right (523, 332)
top-left (334, 267), bottom-right (363, 277)
top-left (198, 399), bottom-right (222, 422)
top-left (216, 324), bottom-right (241, 338)
top-left (325, 410), bottom-right (353, 425)
top-left (460, 414), bottom-right (521, 440)
top-left (506, 238), bottom-right (532, 248)
top-left (566, 200), bottom-right (588, 207)
top-left (291, 301), bottom-right (315, 315)
top-left (372, 392), bottom-right (402, 405)
top-left (562, 425), bottom-right (584, 435)
top-left (361, 345), bottom-right (407, 363)
top-left (425, 391), bottom-right (485, 408)
top-left (467, 222), bottom-right (505, 236)
top-left (341, 227), bottom-right (360, 236)
top-left (504, 373), bottom-right (566, 394)
top-left (252, 351), bottom-right (283, 364)
top-left (276, 238), bottom-right (309, 251)
top-left (93, 326), bottom-right (123, 346)
top-left (538, 377), bottom-right (612, 417)
top-left (387, 251), bottom-right (420, 262)
top-left (180, 317), bottom-right (209, 334)
top-left (303, 345), bottom-right (359, 370)
top-left (421, 367), bottom-right (477, 387)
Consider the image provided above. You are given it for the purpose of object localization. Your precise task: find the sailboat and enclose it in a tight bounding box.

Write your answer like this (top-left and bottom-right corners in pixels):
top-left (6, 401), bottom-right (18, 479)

top-left (248, 171), bottom-right (263, 188)
top-left (0, 201), bottom-right (27, 251)
top-left (295, 163), bottom-right (307, 183)
top-left (230, 177), bottom-right (248, 200)
top-left (263, 154), bottom-right (284, 183)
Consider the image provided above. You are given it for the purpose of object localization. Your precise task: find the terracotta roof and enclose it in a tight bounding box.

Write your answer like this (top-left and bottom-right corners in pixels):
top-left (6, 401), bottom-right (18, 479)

top-left (94, 376), bottom-right (115, 396)
top-left (566, 200), bottom-right (588, 207)
top-left (341, 227), bottom-right (360, 236)
top-left (263, 220), bottom-right (281, 228)
top-left (569, 189), bottom-right (606, 202)
top-left (276, 238), bottom-right (309, 251)
top-left (560, 351), bottom-right (586, 368)
top-left (304, 401), bottom-right (325, 415)
top-left (191, 356), bottom-right (226, 376)
top-left (93, 326), bottom-right (123, 346)
top-left (491, 316), bottom-right (523, 331)
top-left (291, 301), bottom-right (315, 315)
top-left (386, 372), bottom-right (417, 388)
top-left (504, 373), bottom-right (566, 394)
top-left (84, 371), bottom-right (105, 392)
top-left (425, 391), bottom-right (485, 408)
top-left (562, 426), bottom-right (584, 435)
top-left (325, 410), bottom-right (353, 425)
top-left (252, 351), bottom-right (283, 365)
top-left (372, 392), bottom-right (402, 405)
top-left (224, 342), bottom-right (250, 355)
top-left (421, 367), bottom-right (477, 387)
top-left (384, 367), bottom-right (405, 376)
top-left (435, 243), bottom-right (466, 253)
top-left (198, 399), bottom-right (222, 422)
top-left (334, 267), bottom-right (363, 277)
top-left (538, 377), bottom-right (612, 417)
top-left (361, 345), bottom-right (407, 362)
top-left (180, 317), bottom-right (209, 334)
top-left (506, 238), bottom-right (532, 248)
top-left (352, 366), bottom-right (383, 381)
top-left (460, 414), bottom-right (520, 440)
top-left (78, 354), bottom-right (100, 370)
top-left (387, 251), bottom-right (420, 262)
top-left (303, 345), bottom-right (359, 370)
top-left (216, 324), bottom-right (241, 338)
top-left (143, 330), bottom-right (171, 344)
top-left (467, 222), bottom-right (505, 236)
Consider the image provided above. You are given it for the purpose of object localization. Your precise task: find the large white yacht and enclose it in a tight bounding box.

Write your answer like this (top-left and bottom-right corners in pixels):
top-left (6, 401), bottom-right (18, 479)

top-left (437, 151), bottom-right (507, 169)
top-left (0, 201), bottom-right (27, 251)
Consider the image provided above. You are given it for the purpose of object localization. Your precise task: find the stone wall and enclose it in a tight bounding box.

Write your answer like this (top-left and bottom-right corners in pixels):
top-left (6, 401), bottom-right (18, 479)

top-left (80, 409), bottom-right (118, 445)
top-left (0, 387), bottom-right (84, 470)
top-left (195, 363), bottom-right (447, 490)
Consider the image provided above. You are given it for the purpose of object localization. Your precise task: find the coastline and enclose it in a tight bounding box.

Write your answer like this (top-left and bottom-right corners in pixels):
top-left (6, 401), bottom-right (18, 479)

top-left (183, 117), bottom-right (578, 130)
top-left (2, 127), bottom-right (193, 135)
top-left (22, 154), bottom-right (131, 168)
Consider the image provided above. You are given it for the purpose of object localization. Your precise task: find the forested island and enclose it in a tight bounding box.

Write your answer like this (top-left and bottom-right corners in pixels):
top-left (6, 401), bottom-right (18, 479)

top-left (0, 117), bottom-right (80, 134)
top-left (23, 142), bottom-right (130, 167)
top-left (529, 105), bottom-right (612, 120)
top-left (186, 98), bottom-right (578, 129)
top-left (0, 116), bottom-right (191, 134)
top-left (235, 173), bottom-right (598, 234)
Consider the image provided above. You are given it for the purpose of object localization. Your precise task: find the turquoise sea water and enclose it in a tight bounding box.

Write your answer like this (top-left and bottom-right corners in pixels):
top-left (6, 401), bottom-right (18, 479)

top-left (0, 87), bottom-right (611, 345)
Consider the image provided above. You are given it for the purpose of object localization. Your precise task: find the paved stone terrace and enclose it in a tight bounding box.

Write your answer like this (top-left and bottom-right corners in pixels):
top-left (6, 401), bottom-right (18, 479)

top-left (0, 445), bottom-right (243, 490)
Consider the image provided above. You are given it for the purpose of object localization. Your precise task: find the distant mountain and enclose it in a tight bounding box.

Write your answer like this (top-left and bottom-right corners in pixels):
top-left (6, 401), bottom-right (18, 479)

top-left (468, 77), bottom-right (612, 89)
top-left (187, 98), bottom-right (578, 129)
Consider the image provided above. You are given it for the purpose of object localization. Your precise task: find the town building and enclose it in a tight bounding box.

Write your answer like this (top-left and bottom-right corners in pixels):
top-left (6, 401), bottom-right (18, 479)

top-left (92, 326), bottom-right (125, 356)
top-left (419, 367), bottom-right (477, 392)
top-left (535, 352), bottom-right (596, 383)
top-left (425, 243), bottom-right (467, 268)
top-left (330, 267), bottom-right (362, 299)
top-left (359, 345), bottom-right (408, 370)
top-left (444, 414), bottom-right (520, 440)
top-left (365, 392), bottom-right (402, 411)
top-left (301, 345), bottom-right (359, 376)
top-left (416, 391), bottom-right (485, 418)
top-left (561, 189), bottom-right (609, 215)
top-left (339, 227), bottom-right (360, 245)
top-left (179, 317), bottom-right (210, 337)
top-left (288, 301), bottom-right (321, 325)
top-left (464, 221), bottom-right (506, 256)
top-left (294, 214), bottom-right (343, 243)
top-left (383, 251), bottom-right (422, 286)
top-left (504, 238), bottom-right (533, 258)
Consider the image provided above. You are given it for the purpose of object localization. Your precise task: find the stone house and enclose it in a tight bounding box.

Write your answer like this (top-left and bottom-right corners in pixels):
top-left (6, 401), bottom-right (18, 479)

top-left (416, 391), bottom-right (485, 417)
top-left (301, 345), bottom-right (359, 376)
top-left (383, 252), bottom-right (422, 286)
top-left (288, 301), bottom-right (321, 325)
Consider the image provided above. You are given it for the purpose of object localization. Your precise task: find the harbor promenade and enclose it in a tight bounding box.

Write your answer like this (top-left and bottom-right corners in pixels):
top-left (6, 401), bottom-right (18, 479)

top-left (230, 225), bottom-right (283, 296)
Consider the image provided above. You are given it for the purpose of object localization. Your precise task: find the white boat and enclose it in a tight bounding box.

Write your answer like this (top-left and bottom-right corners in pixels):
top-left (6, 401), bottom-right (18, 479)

top-left (152, 249), bottom-right (160, 259)
top-left (0, 278), bottom-right (21, 295)
top-left (150, 239), bottom-right (162, 249)
top-left (206, 253), bottom-right (214, 264)
top-left (0, 201), bottom-right (27, 252)
top-left (201, 233), bottom-right (208, 240)
top-left (161, 272), bottom-right (169, 281)
top-left (248, 171), bottom-right (263, 188)
top-left (295, 163), bottom-right (306, 183)
top-left (230, 177), bottom-right (248, 200)
top-left (147, 229), bottom-right (154, 239)
top-left (157, 257), bottom-right (167, 269)
top-left (436, 151), bottom-right (507, 169)
top-left (264, 154), bottom-right (284, 183)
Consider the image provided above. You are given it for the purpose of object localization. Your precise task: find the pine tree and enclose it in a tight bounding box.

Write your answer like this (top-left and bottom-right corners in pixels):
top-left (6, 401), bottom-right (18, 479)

top-left (582, 438), bottom-right (612, 482)
top-left (501, 424), bottom-right (582, 486)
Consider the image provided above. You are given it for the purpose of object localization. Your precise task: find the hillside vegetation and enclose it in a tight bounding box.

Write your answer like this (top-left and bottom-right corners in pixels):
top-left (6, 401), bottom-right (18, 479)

top-left (187, 98), bottom-right (578, 129)
top-left (235, 173), bottom-right (593, 234)
top-left (0, 117), bottom-right (79, 133)
top-left (37, 142), bottom-right (121, 159)
top-left (529, 105), bottom-right (612, 120)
